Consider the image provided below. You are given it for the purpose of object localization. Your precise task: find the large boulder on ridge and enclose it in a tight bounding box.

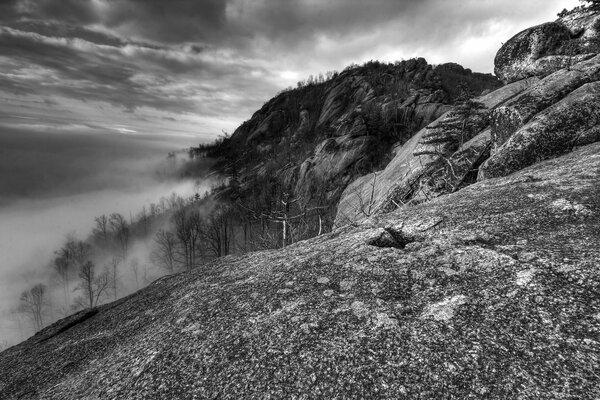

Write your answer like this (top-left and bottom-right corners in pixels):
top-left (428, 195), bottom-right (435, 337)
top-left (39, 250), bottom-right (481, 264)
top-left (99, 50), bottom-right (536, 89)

top-left (495, 10), bottom-right (600, 83)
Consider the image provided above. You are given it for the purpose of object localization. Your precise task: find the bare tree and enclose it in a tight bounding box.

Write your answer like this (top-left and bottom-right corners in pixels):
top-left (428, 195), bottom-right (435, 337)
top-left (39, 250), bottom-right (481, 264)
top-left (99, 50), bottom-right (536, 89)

top-left (107, 257), bottom-right (121, 300)
top-left (130, 258), bottom-right (140, 290)
top-left (76, 261), bottom-right (110, 309)
top-left (109, 213), bottom-right (129, 258)
top-left (53, 239), bottom-right (92, 308)
top-left (172, 208), bottom-right (204, 270)
top-left (203, 205), bottom-right (233, 257)
top-left (137, 206), bottom-right (151, 237)
top-left (92, 214), bottom-right (109, 244)
top-left (151, 229), bottom-right (180, 273)
top-left (18, 284), bottom-right (47, 332)
top-left (53, 255), bottom-right (71, 308)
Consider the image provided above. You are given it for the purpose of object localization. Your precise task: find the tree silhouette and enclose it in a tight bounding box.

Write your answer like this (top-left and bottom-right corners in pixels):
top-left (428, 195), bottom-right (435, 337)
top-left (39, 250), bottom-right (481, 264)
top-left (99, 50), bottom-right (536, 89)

top-left (18, 284), bottom-right (47, 332)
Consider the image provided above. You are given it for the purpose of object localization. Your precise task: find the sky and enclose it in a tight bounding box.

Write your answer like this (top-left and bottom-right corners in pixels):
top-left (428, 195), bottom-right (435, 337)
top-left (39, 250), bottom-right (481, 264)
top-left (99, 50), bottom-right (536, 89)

top-left (0, 0), bottom-right (580, 141)
top-left (0, 0), bottom-right (581, 344)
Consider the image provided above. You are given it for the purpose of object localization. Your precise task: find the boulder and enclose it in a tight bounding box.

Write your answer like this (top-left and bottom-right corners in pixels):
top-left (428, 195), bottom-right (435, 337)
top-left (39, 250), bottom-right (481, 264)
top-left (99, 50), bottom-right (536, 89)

top-left (491, 55), bottom-right (600, 152)
top-left (495, 10), bottom-right (600, 84)
top-left (479, 81), bottom-right (600, 180)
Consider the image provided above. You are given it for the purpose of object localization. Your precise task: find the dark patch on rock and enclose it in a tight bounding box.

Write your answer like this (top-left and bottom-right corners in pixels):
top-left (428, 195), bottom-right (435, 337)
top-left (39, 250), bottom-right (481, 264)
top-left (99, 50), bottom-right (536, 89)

top-left (367, 227), bottom-right (415, 249)
top-left (35, 309), bottom-right (99, 344)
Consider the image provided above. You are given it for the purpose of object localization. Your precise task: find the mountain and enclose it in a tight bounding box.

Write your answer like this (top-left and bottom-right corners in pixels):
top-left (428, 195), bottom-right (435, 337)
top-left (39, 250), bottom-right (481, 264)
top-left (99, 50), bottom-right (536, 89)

top-left (203, 59), bottom-right (500, 230)
top-left (2, 7), bottom-right (600, 399)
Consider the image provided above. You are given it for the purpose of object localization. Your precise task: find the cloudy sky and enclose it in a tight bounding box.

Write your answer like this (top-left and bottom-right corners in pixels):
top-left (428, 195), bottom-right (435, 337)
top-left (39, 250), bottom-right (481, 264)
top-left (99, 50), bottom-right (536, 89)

top-left (0, 0), bottom-right (579, 141)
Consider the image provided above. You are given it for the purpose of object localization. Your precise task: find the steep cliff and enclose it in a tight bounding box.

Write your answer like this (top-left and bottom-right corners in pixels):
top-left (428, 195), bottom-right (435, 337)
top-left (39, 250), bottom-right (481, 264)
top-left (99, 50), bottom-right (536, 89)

top-left (208, 59), bottom-right (500, 228)
top-left (336, 8), bottom-right (600, 226)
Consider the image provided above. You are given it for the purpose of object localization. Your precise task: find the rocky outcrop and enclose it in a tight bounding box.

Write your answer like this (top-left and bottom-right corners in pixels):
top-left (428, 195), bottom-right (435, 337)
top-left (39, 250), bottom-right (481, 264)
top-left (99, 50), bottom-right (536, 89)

top-left (495, 10), bottom-right (600, 83)
top-left (489, 54), bottom-right (600, 152)
top-left (218, 59), bottom-right (500, 223)
top-left (479, 81), bottom-right (600, 179)
top-left (1, 142), bottom-right (599, 399)
top-left (336, 12), bottom-right (600, 227)
top-left (335, 78), bottom-right (538, 225)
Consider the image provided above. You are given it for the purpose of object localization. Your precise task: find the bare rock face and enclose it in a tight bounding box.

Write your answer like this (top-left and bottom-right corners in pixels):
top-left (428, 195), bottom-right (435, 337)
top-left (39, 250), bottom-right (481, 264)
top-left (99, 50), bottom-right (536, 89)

top-left (495, 10), bottom-right (600, 84)
top-left (490, 54), bottom-right (600, 152)
top-left (2, 143), bottom-right (599, 399)
top-left (335, 78), bottom-right (537, 226)
top-left (479, 81), bottom-right (600, 179)
top-left (336, 50), bottom-right (600, 227)
top-left (222, 59), bottom-right (499, 221)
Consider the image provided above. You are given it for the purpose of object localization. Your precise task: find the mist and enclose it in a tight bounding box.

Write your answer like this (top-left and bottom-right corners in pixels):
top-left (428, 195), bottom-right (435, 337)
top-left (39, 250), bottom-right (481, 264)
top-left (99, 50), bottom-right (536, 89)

top-left (0, 122), bottom-right (213, 347)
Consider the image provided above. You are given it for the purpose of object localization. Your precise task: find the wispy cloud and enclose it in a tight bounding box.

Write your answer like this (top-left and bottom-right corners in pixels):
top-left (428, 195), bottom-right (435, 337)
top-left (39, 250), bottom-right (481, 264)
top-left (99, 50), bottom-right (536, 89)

top-left (0, 0), bottom-right (580, 139)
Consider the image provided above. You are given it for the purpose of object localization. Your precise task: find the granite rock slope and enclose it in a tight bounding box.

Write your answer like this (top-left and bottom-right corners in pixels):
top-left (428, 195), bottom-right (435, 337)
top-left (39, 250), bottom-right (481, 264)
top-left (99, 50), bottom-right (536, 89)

top-left (336, 9), bottom-right (600, 227)
top-left (334, 78), bottom-right (540, 225)
top-left (216, 59), bottom-right (499, 216)
top-left (1, 142), bottom-right (599, 399)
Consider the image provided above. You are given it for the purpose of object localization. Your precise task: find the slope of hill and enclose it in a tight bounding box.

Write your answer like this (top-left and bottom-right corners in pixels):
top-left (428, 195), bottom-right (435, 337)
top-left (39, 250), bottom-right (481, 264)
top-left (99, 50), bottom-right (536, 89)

top-left (202, 59), bottom-right (500, 230)
top-left (336, 9), bottom-right (600, 225)
top-left (1, 7), bottom-right (600, 400)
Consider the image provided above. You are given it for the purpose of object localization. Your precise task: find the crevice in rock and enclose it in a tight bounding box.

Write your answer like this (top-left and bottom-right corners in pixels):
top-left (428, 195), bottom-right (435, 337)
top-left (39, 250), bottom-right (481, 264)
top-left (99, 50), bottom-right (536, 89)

top-left (368, 227), bottom-right (415, 249)
top-left (36, 309), bottom-right (99, 344)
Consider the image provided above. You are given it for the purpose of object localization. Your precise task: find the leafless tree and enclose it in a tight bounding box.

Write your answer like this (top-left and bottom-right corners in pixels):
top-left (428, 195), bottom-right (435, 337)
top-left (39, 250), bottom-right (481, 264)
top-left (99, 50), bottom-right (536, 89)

top-left (107, 257), bottom-right (121, 300)
top-left (137, 206), bottom-right (151, 237)
top-left (173, 208), bottom-right (203, 270)
top-left (53, 255), bottom-right (71, 308)
top-left (92, 214), bottom-right (109, 244)
top-left (53, 239), bottom-right (92, 307)
top-left (76, 261), bottom-right (110, 309)
top-left (151, 229), bottom-right (180, 273)
top-left (18, 284), bottom-right (47, 332)
top-left (130, 258), bottom-right (140, 290)
top-left (203, 205), bottom-right (233, 257)
top-left (109, 213), bottom-right (129, 258)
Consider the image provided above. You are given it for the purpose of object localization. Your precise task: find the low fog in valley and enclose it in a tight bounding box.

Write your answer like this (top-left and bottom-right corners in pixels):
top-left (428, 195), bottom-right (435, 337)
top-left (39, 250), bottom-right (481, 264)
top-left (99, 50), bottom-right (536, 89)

top-left (0, 124), bottom-right (213, 347)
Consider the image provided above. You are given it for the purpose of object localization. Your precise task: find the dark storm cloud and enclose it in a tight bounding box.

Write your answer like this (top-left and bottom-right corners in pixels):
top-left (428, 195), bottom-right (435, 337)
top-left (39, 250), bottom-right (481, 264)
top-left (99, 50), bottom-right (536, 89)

top-left (102, 0), bottom-right (228, 43)
top-left (3, 0), bottom-right (229, 42)
top-left (0, 24), bottom-right (275, 116)
top-left (15, 0), bottom-right (100, 24)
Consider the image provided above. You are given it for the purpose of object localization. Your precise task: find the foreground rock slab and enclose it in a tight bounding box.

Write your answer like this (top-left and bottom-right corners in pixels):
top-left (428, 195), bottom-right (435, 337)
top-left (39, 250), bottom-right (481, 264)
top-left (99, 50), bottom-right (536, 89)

top-left (1, 143), bottom-right (599, 399)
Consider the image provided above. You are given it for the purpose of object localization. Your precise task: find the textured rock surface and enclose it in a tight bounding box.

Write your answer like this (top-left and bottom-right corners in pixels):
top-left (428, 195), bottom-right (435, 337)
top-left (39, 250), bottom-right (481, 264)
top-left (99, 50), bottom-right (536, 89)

top-left (495, 10), bottom-right (600, 83)
top-left (490, 54), bottom-right (600, 152)
top-left (221, 59), bottom-right (500, 217)
top-left (336, 50), bottom-right (600, 226)
top-left (1, 143), bottom-right (600, 399)
top-left (335, 78), bottom-right (538, 225)
top-left (479, 81), bottom-right (600, 179)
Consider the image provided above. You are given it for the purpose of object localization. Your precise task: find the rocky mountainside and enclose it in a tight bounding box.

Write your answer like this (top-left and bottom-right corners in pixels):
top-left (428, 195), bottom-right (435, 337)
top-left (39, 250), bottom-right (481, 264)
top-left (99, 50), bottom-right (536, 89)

top-left (206, 59), bottom-right (499, 227)
top-left (336, 9), bottom-right (600, 226)
top-left (1, 8), bottom-right (600, 400)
